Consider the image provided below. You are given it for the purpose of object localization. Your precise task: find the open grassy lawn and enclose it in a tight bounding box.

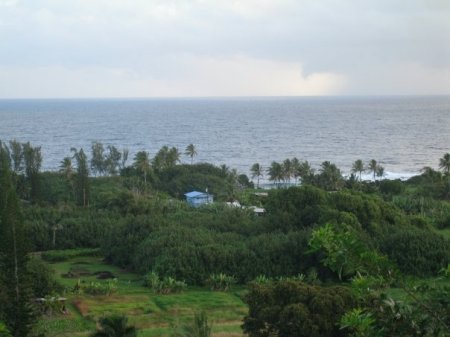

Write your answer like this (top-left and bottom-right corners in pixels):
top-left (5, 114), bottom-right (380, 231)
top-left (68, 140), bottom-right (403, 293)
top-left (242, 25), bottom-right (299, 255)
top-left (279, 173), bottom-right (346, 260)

top-left (37, 256), bottom-right (247, 337)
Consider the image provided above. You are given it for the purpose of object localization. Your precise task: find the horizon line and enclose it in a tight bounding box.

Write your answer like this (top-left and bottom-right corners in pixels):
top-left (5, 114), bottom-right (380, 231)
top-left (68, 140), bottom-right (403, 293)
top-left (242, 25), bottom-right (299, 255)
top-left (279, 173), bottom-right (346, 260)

top-left (1, 94), bottom-right (450, 101)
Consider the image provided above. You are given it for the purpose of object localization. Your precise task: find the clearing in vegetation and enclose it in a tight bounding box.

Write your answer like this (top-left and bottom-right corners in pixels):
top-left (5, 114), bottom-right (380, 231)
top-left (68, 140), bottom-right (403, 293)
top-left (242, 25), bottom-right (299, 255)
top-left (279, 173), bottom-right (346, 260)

top-left (36, 255), bottom-right (247, 337)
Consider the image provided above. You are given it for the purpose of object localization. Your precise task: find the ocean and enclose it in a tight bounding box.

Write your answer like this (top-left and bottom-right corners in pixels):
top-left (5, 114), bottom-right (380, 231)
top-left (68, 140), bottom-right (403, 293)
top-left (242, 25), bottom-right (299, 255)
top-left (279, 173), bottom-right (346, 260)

top-left (1, 96), bottom-right (449, 180)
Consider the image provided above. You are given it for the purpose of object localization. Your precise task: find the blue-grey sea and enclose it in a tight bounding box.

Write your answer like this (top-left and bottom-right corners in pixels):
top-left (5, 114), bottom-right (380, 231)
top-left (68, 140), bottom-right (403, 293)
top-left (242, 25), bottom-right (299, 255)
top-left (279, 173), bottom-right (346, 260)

top-left (1, 96), bottom-right (449, 180)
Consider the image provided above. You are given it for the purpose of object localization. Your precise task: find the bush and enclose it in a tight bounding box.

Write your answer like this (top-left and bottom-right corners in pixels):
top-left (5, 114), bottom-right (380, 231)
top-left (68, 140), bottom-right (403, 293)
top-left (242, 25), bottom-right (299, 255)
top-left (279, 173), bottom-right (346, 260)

top-left (27, 257), bottom-right (62, 297)
top-left (242, 280), bottom-right (355, 337)
top-left (379, 227), bottom-right (450, 276)
top-left (171, 311), bottom-right (211, 337)
top-left (41, 248), bottom-right (101, 262)
top-left (81, 279), bottom-right (118, 296)
top-left (205, 273), bottom-right (236, 291)
top-left (143, 272), bottom-right (187, 294)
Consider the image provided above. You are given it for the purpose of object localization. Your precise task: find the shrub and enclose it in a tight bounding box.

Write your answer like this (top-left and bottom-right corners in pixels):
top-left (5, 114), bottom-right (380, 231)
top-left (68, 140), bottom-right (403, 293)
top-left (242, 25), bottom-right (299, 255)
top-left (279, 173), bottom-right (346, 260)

top-left (143, 272), bottom-right (187, 294)
top-left (205, 273), bottom-right (236, 291)
top-left (242, 280), bottom-right (355, 337)
top-left (379, 227), bottom-right (450, 276)
top-left (41, 248), bottom-right (101, 262)
top-left (81, 279), bottom-right (118, 296)
top-left (91, 315), bottom-right (137, 337)
top-left (171, 311), bottom-right (211, 337)
top-left (250, 275), bottom-right (272, 285)
top-left (27, 257), bottom-right (62, 297)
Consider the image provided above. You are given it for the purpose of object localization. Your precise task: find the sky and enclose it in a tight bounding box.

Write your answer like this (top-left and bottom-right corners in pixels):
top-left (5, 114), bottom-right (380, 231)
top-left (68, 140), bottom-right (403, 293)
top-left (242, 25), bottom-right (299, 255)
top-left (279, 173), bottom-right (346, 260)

top-left (0, 0), bottom-right (449, 98)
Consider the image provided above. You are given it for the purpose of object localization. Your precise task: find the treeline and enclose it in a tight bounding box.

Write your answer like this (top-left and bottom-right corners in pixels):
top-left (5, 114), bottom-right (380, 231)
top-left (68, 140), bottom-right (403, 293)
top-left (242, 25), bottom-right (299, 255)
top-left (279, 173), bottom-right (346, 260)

top-left (1, 139), bottom-right (449, 282)
top-left (0, 140), bottom-right (253, 207)
top-left (102, 185), bottom-right (450, 283)
top-left (251, 158), bottom-right (384, 188)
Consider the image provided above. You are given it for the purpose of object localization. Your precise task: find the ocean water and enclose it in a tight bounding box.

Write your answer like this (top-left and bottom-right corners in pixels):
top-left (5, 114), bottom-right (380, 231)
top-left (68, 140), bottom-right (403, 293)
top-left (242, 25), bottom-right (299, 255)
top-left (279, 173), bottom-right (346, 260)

top-left (0, 96), bottom-right (449, 180)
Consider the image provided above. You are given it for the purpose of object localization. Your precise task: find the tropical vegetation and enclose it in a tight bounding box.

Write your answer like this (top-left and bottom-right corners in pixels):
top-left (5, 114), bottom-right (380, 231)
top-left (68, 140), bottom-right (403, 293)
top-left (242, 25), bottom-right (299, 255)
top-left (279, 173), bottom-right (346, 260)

top-left (0, 139), bottom-right (450, 336)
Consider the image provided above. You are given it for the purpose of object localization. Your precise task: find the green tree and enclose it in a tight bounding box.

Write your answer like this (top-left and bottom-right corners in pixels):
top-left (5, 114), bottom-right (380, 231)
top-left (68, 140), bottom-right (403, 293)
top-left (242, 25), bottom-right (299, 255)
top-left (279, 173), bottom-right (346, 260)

top-left (8, 140), bottom-right (22, 174)
top-left (368, 159), bottom-right (377, 181)
top-left (105, 145), bottom-right (122, 175)
top-left (91, 141), bottom-right (106, 176)
top-left (309, 223), bottom-right (392, 281)
top-left (250, 163), bottom-right (263, 188)
top-left (185, 144), bottom-right (198, 164)
top-left (376, 165), bottom-right (384, 180)
top-left (291, 157), bottom-right (300, 183)
top-left (317, 161), bottom-right (344, 191)
top-left (352, 159), bottom-right (365, 181)
top-left (267, 161), bottom-right (283, 187)
top-left (439, 153), bottom-right (450, 175)
top-left (0, 145), bottom-right (34, 337)
top-left (59, 157), bottom-right (73, 180)
top-left (153, 146), bottom-right (180, 171)
top-left (439, 153), bottom-right (450, 197)
top-left (296, 160), bottom-right (314, 184)
top-left (22, 142), bottom-right (42, 202)
top-left (282, 158), bottom-right (293, 183)
top-left (0, 322), bottom-right (12, 337)
top-left (90, 315), bottom-right (137, 337)
top-left (59, 157), bottom-right (74, 201)
top-left (120, 148), bottom-right (129, 171)
top-left (133, 151), bottom-right (151, 184)
top-left (71, 148), bottom-right (90, 207)
top-left (243, 281), bottom-right (355, 337)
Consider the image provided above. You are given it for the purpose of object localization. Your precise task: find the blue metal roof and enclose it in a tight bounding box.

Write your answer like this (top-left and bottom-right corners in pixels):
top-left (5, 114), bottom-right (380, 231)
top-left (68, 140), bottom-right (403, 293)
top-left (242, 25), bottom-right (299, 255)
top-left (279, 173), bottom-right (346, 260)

top-left (184, 191), bottom-right (206, 198)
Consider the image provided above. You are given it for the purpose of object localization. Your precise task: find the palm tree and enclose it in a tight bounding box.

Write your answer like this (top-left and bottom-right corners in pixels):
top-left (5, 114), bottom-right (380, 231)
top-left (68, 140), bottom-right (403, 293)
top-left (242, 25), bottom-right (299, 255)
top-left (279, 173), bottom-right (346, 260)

top-left (439, 153), bottom-right (450, 195)
top-left (59, 157), bottom-right (73, 180)
top-left (368, 159), bottom-right (377, 181)
top-left (439, 153), bottom-right (450, 175)
top-left (133, 151), bottom-right (151, 184)
top-left (71, 148), bottom-right (90, 207)
top-left (185, 144), bottom-right (198, 164)
top-left (296, 160), bottom-right (314, 184)
top-left (168, 147), bottom-right (181, 167)
top-left (60, 156), bottom-right (74, 201)
top-left (318, 161), bottom-right (343, 191)
top-left (282, 158), bottom-right (293, 183)
top-left (421, 166), bottom-right (442, 183)
top-left (376, 165), bottom-right (385, 179)
top-left (153, 146), bottom-right (180, 170)
top-left (90, 315), bottom-right (137, 337)
top-left (351, 159), bottom-right (365, 181)
top-left (267, 161), bottom-right (283, 187)
top-left (250, 163), bottom-right (263, 188)
top-left (291, 157), bottom-right (300, 184)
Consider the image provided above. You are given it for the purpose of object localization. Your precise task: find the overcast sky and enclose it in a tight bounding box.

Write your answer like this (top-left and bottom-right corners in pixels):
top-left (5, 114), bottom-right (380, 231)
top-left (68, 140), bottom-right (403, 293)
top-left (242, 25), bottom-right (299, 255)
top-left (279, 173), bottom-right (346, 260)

top-left (0, 0), bottom-right (449, 98)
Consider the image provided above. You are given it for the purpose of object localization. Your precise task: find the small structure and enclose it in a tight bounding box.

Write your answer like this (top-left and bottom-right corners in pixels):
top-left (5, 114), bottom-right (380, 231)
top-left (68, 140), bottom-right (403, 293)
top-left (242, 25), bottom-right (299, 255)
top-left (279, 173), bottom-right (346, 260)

top-left (185, 191), bottom-right (214, 207)
top-left (249, 206), bottom-right (266, 216)
top-left (226, 200), bottom-right (241, 208)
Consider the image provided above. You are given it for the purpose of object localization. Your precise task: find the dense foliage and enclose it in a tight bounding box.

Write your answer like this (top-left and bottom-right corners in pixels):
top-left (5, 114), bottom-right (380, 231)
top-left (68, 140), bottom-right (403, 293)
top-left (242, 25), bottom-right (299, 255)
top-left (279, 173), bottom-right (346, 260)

top-left (243, 281), bottom-right (355, 337)
top-left (2, 139), bottom-right (450, 336)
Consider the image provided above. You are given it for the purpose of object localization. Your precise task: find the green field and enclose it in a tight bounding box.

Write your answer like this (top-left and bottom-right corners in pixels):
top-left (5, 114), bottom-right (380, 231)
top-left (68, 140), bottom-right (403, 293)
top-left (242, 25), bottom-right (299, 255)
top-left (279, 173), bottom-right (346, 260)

top-left (37, 256), bottom-right (247, 337)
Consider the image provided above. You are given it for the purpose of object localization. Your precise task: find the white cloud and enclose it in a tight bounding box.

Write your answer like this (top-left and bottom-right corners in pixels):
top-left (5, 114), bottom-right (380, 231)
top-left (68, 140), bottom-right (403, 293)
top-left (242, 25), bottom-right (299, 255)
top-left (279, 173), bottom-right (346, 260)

top-left (172, 55), bottom-right (346, 96)
top-left (0, 0), bottom-right (18, 7)
top-left (0, 0), bottom-right (449, 97)
top-left (0, 56), bottom-right (346, 98)
top-left (348, 63), bottom-right (450, 95)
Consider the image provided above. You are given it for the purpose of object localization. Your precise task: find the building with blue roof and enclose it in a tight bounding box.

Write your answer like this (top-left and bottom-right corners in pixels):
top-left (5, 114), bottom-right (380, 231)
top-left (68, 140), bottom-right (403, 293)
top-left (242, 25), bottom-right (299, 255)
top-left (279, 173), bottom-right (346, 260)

top-left (184, 191), bottom-right (214, 207)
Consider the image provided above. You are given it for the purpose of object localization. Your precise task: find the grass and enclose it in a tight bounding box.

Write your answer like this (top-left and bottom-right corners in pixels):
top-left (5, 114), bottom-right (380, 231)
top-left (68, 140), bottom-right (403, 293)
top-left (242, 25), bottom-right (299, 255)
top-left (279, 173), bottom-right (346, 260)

top-left (39, 255), bottom-right (247, 337)
top-left (437, 228), bottom-right (450, 240)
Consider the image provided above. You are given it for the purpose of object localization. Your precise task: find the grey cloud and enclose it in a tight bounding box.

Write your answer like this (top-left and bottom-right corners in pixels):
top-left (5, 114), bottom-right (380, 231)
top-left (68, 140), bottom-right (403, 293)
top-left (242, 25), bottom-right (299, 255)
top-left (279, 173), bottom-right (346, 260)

top-left (0, 0), bottom-right (449, 96)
